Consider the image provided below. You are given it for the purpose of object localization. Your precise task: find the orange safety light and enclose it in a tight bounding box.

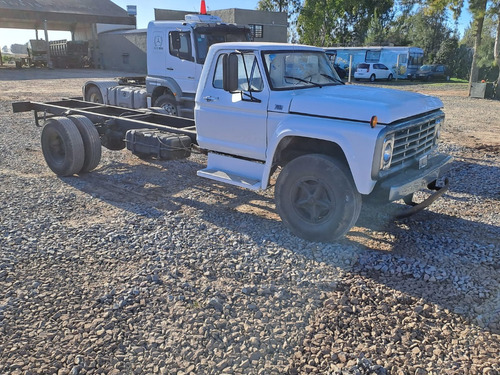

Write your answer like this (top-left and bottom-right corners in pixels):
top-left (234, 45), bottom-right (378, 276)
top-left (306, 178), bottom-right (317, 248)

top-left (370, 115), bottom-right (378, 128)
top-left (200, 0), bottom-right (207, 14)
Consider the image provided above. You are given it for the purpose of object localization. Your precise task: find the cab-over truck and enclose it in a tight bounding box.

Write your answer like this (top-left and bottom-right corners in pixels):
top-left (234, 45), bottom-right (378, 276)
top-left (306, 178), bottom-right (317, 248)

top-left (13, 42), bottom-right (452, 241)
top-left (83, 13), bottom-right (250, 119)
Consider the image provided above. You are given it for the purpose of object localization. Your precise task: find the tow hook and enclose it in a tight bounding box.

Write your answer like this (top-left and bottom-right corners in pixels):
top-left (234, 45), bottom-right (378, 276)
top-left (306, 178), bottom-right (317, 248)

top-left (396, 178), bottom-right (450, 219)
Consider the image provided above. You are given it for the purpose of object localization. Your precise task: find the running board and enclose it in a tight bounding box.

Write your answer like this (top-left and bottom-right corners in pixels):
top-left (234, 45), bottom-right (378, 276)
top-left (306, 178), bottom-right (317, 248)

top-left (197, 152), bottom-right (264, 191)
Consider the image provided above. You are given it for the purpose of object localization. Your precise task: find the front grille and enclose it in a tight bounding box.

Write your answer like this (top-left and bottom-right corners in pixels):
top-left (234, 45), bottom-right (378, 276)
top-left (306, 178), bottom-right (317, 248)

top-left (390, 113), bottom-right (442, 168)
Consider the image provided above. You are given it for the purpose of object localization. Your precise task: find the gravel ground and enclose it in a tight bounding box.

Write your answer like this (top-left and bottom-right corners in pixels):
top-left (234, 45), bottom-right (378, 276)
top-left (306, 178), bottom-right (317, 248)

top-left (0, 68), bottom-right (499, 375)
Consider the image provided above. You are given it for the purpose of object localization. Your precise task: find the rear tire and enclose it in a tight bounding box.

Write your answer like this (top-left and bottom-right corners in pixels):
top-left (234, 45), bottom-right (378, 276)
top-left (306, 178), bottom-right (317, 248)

top-left (275, 154), bottom-right (362, 242)
top-left (387, 74), bottom-right (393, 81)
top-left (85, 85), bottom-right (103, 103)
top-left (41, 117), bottom-right (85, 176)
top-left (68, 115), bottom-right (102, 173)
top-left (154, 94), bottom-right (178, 116)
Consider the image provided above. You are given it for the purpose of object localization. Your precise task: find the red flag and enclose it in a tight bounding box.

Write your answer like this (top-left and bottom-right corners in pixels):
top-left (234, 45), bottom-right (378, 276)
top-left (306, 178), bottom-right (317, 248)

top-left (200, 0), bottom-right (207, 14)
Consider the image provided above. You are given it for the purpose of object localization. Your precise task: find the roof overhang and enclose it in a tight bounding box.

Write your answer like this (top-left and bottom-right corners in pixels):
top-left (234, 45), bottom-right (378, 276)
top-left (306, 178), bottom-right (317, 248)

top-left (0, 9), bottom-right (136, 31)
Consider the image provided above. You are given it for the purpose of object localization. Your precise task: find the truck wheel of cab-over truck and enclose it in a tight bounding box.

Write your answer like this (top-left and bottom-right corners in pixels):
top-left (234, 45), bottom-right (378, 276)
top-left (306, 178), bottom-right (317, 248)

top-left (275, 154), bottom-right (362, 242)
top-left (41, 117), bottom-right (85, 176)
top-left (85, 85), bottom-right (103, 103)
top-left (68, 115), bottom-right (102, 173)
top-left (154, 94), bottom-right (178, 116)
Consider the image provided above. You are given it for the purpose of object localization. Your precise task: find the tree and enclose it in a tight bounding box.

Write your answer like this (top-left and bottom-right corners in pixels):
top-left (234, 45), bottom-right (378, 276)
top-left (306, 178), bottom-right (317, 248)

top-left (468, 0), bottom-right (489, 91)
top-left (296, 0), bottom-right (394, 46)
top-left (492, 2), bottom-right (500, 88)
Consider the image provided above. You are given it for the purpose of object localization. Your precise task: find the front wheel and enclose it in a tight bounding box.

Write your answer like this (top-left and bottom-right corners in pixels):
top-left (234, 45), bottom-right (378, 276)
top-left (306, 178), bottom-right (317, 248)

top-left (154, 94), bottom-right (178, 116)
top-left (275, 154), bottom-right (362, 242)
top-left (369, 74), bottom-right (376, 82)
top-left (85, 86), bottom-right (103, 103)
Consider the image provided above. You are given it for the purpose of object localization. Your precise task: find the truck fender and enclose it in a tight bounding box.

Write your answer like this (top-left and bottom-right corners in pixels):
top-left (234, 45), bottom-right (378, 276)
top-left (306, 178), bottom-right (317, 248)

top-left (146, 76), bottom-right (183, 104)
top-left (83, 80), bottom-right (118, 104)
top-left (261, 116), bottom-right (381, 195)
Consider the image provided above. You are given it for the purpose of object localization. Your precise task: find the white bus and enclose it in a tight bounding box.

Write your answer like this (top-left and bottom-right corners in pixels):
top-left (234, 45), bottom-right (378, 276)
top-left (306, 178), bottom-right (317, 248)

top-left (325, 46), bottom-right (424, 80)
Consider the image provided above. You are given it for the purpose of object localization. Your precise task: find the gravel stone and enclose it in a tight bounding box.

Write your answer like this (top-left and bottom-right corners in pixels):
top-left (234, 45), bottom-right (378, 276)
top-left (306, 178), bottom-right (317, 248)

top-left (0, 69), bottom-right (498, 375)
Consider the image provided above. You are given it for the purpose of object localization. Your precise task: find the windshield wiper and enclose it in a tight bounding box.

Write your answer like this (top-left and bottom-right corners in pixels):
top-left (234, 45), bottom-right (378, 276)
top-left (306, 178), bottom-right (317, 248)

top-left (321, 74), bottom-right (345, 85)
top-left (284, 76), bottom-right (322, 88)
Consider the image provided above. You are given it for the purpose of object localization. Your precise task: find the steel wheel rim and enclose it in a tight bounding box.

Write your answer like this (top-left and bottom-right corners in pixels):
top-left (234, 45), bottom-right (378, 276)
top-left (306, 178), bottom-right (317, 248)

top-left (290, 178), bottom-right (335, 224)
top-left (162, 102), bottom-right (177, 115)
top-left (89, 93), bottom-right (100, 103)
top-left (47, 130), bottom-right (65, 164)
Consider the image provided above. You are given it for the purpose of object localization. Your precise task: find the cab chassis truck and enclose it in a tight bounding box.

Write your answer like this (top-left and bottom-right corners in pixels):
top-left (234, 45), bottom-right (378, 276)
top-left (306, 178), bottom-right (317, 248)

top-left (13, 43), bottom-right (452, 242)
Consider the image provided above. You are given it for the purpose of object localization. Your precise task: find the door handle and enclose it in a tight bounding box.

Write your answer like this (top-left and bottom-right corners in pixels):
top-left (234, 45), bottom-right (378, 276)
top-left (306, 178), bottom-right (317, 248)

top-left (203, 96), bottom-right (219, 102)
top-left (166, 67), bottom-right (174, 71)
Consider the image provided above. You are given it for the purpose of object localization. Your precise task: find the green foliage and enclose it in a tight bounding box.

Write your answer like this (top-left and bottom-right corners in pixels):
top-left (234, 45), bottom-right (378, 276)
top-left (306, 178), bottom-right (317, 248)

top-left (436, 38), bottom-right (473, 79)
top-left (296, 0), bottom-right (394, 46)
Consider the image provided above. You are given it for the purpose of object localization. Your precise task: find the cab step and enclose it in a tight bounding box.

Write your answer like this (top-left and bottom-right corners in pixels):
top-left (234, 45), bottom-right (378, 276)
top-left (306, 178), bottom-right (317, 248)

top-left (197, 152), bottom-right (264, 191)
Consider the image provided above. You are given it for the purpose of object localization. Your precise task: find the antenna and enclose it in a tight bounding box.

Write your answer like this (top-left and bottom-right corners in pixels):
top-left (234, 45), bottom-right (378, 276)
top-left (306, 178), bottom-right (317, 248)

top-left (200, 0), bottom-right (207, 15)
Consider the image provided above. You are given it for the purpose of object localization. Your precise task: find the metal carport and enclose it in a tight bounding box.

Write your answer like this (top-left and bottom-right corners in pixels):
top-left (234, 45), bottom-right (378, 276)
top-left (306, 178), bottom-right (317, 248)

top-left (0, 0), bottom-right (136, 67)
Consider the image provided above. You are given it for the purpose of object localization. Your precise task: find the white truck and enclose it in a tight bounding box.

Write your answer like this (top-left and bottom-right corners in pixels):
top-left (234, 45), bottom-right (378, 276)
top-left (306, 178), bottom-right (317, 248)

top-left (13, 42), bottom-right (452, 241)
top-left (83, 14), bottom-right (251, 119)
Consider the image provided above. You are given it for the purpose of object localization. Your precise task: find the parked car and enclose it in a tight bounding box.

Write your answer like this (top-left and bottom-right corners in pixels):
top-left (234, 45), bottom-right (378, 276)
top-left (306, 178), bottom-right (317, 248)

top-left (354, 63), bottom-right (393, 82)
top-left (416, 64), bottom-right (450, 81)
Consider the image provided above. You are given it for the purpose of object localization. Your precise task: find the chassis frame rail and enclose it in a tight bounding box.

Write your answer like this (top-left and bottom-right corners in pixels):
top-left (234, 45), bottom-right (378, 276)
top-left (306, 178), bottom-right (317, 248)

top-left (12, 98), bottom-right (198, 144)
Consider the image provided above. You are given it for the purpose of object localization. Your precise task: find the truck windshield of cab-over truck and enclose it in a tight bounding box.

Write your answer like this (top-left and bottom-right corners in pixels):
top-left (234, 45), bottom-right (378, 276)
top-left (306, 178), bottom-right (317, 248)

top-left (263, 51), bottom-right (343, 90)
top-left (195, 30), bottom-right (250, 64)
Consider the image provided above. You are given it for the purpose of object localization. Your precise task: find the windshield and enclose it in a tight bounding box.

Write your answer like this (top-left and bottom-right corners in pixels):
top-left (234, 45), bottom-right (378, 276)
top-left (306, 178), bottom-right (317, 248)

top-left (419, 65), bottom-right (432, 71)
top-left (194, 29), bottom-right (250, 64)
top-left (263, 50), bottom-right (343, 90)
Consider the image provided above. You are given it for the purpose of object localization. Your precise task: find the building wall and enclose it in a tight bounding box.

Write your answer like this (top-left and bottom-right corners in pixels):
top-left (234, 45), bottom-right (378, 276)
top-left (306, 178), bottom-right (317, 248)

top-left (155, 8), bottom-right (287, 43)
top-left (211, 9), bottom-right (287, 43)
top-left (98, 29), bottom-right (147, 73)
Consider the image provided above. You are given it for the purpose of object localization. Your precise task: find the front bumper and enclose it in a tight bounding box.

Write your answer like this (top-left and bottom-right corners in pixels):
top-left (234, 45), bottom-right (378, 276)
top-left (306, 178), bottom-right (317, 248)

top-left (376, 153), bottom-right (453, 201)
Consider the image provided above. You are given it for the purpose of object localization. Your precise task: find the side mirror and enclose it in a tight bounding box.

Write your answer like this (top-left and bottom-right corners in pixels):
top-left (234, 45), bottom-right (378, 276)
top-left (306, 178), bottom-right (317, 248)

top-left (170, 31), bottom-right (181, 50)
top-left (223, 53), bottom-right (239, 92)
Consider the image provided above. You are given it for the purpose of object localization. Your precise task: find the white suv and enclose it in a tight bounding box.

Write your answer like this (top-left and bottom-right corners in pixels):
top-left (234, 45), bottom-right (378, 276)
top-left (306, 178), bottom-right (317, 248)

top-left (354, 63), bottom-right (393, 82)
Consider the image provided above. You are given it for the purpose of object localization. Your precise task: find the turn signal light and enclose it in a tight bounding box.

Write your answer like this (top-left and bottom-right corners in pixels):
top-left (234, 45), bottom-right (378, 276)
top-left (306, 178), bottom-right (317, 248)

top-left (370, 115), bottom-right (378, 128)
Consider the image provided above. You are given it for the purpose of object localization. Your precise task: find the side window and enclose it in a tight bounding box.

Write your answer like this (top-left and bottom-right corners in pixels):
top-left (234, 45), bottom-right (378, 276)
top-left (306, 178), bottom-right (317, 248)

top-left (238, 53), bottom-right (263, 91)
top-left (212, 53), bottom-right (263, 92)
top-left (169, 31), bottom-right (193, 61)
top-left (213, 54), bottom-right (224, 89)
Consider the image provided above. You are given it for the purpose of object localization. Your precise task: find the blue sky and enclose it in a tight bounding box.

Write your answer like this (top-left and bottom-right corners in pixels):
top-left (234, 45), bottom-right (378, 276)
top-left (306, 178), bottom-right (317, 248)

top-left (1, 0), bottom-right (472, 49)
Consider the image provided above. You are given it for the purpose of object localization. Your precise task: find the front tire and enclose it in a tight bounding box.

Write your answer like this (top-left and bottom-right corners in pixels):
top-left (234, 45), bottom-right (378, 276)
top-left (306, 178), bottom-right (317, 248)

top-left (370, 74), bottom-right (376, 82)
top-left (41, 117), bottom-right (85, 176)
top-left (154, 94), bottom-right (178, 116)
top-left (85, 85), bottom-right (103, 103)
top-left (275, 154), bottom-right (362, 242)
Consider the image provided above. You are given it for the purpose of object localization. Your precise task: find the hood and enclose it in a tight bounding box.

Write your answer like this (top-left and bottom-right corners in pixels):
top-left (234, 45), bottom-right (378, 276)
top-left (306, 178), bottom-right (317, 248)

top-left (281, 85), bottom-right (443, 124)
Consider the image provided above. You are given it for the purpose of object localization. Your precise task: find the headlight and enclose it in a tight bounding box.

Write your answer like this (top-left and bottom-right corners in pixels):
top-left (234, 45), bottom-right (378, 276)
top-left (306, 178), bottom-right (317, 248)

top-left (380, 135), bottom-right (394, 170)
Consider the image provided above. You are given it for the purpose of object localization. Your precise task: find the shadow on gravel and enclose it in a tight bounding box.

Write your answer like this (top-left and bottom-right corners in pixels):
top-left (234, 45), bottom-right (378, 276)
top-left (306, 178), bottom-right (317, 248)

top-left (61, 158), bottom-right (499, 325)
top-left (447, 158), bottom-right (500, 200)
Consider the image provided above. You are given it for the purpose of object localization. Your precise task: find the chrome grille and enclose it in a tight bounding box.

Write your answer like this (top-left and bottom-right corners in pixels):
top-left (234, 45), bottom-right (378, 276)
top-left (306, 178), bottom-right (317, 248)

top-left (390, 114), bottom-right (441, 168)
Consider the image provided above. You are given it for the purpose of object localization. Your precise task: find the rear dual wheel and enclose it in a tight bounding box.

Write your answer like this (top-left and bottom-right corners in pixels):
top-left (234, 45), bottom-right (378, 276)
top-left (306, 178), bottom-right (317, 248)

top-left (41, 116), bottom-right (101, 176)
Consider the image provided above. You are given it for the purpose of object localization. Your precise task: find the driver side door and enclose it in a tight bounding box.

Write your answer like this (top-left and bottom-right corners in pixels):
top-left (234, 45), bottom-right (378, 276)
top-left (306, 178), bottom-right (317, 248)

top-left (196, 51), bottom-right (269, 161)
